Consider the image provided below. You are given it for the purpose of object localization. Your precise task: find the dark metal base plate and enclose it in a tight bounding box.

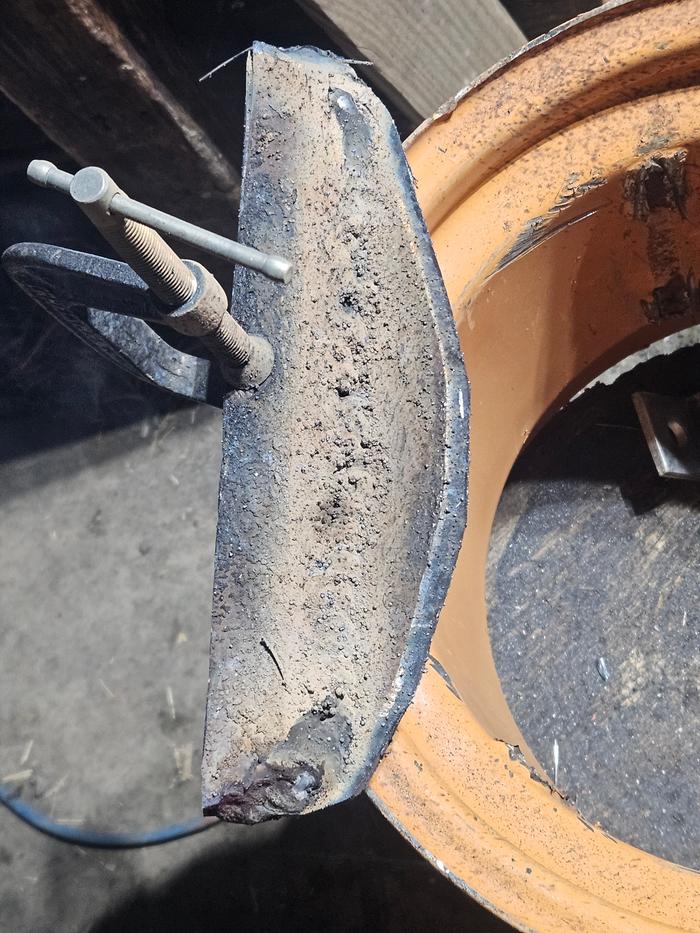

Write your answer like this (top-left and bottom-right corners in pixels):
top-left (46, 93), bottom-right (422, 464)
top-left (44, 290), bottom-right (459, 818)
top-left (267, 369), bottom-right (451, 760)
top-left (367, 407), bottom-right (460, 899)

top-left (489, 344), bottom-right (700, 869)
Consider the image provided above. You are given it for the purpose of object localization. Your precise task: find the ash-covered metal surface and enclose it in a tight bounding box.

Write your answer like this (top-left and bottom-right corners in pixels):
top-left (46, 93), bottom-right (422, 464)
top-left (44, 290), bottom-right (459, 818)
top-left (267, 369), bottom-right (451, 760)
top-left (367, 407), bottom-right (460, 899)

top-left (201, 44), bottom-right (468, 822)
top-left (488, 345), bottom-right (700, 869)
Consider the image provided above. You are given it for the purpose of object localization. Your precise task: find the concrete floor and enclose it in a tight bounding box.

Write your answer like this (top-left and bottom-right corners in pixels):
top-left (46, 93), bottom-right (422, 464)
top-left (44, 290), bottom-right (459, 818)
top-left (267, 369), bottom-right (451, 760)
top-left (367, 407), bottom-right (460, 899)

top-left (0, 338), bottom-right (509, 932)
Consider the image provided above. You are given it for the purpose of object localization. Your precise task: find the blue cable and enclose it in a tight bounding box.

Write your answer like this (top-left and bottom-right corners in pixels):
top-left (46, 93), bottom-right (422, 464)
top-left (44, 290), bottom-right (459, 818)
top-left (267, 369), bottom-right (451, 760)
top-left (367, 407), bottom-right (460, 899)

top-left (0, 782), bottom-right (218, 849)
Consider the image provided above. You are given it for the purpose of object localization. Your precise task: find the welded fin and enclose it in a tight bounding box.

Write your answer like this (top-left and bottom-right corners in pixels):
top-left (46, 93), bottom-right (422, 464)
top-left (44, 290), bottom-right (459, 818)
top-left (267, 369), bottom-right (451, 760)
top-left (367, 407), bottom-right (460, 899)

top-left (202, 43), bottom-right (468, 822)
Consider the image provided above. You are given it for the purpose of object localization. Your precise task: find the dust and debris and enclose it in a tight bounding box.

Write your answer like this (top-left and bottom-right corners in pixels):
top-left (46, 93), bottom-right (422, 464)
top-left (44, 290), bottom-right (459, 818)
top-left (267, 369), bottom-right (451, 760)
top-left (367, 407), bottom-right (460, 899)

top-left (596, 657), bottom-right (610, 682)
top-left (173, 743), bottom-right (194, 783)
top-left (98, 678), bottom-right (115, 700)
top-left (88, 508), bottom-right (106, 537)
top-left (198, 46), bottom-right (252, 82)
top-left (617, 646), bottom-right (667, 710)
top-left (260, 637), bottom-right (286, 685)
top-left (165, 685), bottom-right (176, 721)
top-left (1, 769), bottom-right (33, 784)
top-left (624, 150), bottom-right (699, 323)
top-left (201, 44), bottom-right (467, 822)
top-left (502, 741), bottom-right (570, 801)
top-left (642, 270), bottom-right (700, 323)
top-left (506, 742), bottom-right (525, 763)
top-left (43, 774), bottom-right (69, 800)
top-left (624, 151), bottom-right (688, 221)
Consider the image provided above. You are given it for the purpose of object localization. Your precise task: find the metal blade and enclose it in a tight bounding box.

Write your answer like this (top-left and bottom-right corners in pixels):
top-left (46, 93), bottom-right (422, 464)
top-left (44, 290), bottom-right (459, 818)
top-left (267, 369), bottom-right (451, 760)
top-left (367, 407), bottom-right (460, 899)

top-left (202, 43), bottom-right (469, 822)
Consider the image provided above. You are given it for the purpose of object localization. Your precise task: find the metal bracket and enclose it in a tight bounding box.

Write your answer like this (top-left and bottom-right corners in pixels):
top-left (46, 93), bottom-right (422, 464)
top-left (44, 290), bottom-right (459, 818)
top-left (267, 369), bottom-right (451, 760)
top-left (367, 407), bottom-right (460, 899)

top-left (12, 158), bottom-right (288, 392)
top-left (633, 390), bottom-right (700, 480)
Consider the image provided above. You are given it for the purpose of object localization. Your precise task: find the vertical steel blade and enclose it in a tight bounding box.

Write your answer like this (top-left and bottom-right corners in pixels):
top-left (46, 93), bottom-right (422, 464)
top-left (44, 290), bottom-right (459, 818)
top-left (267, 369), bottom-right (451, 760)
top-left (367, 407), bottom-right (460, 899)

top-left (202, 43), bottom-right (468, 822)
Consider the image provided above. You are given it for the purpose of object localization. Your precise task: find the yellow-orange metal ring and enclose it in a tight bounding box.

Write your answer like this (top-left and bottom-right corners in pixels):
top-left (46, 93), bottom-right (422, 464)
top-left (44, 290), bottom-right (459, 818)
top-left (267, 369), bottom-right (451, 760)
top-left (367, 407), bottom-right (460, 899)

top-left (370, 2), bottom-right (700, 928)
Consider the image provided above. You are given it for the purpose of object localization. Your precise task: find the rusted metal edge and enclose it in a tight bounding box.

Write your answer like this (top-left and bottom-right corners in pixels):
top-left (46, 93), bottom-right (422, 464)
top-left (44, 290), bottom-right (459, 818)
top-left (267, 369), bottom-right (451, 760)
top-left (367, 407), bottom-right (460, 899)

top-left (368, 0), bottom-right (700, 927)
top-left (367, 785), bottom-right (514, 930)
top-left (407, 0), bottom-right (665, 140)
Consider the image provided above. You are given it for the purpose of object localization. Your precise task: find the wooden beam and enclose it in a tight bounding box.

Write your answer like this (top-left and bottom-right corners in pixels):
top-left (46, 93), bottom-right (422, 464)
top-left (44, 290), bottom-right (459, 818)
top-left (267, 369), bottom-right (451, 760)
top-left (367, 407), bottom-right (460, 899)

top-left (500, 0), bottom-right (603, 40)
top-left (0, 0), bottom-right (239, 239)
top-left (297, 0), bottom-right (526, 122)
top-left (100, 0), bottom-right (249, 169)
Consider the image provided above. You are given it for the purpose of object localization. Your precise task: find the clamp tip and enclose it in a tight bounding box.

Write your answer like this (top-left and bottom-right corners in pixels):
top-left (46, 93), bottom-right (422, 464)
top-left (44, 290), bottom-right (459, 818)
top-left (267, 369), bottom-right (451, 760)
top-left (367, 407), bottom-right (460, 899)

top-left (27, 159), bottom-right (57, 187)
top-left (263, 255), bottom-right (293, 284)
top-left (27, 159), bottom-right (73, 194)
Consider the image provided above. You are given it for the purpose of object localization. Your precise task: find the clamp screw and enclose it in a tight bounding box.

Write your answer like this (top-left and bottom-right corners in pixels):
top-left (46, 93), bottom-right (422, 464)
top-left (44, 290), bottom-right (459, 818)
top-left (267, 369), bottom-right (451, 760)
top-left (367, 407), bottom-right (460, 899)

top-left (28, 161), bottom-right (282, 386)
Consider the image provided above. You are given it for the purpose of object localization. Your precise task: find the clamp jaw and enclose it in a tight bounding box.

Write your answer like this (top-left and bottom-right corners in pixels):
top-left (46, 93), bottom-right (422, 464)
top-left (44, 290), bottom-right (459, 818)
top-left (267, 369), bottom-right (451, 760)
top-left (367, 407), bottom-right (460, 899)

top-left (5, 158), bottom-right (290, 403)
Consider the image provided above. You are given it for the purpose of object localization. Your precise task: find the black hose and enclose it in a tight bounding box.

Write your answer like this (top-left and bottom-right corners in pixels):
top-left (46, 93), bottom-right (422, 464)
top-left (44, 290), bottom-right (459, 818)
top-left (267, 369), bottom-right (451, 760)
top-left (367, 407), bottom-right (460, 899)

top-left (0, 783), bottom-right (218, 849)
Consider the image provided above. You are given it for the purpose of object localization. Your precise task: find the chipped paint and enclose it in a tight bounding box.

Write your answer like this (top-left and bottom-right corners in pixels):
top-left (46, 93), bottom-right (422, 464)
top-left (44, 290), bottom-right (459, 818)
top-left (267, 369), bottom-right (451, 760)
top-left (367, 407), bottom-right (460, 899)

top-left (370, 1), bottom-right (700, 929)
top-left (625, 151), bottom-right (688, 220)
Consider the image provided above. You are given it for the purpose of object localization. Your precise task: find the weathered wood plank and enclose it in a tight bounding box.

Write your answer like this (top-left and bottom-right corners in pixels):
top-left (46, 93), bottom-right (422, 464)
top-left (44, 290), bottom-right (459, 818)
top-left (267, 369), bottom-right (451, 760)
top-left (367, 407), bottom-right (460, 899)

top-left (297, 0), bottom-right (526, 121)
top-left (100, 0), bottom-right (250, 170)
top-left (500, 0), bottom-right (603, 40)
top-left (102, 0), bottom-right (418, 155)
top-left (0, 0), bottom-right (240, 238)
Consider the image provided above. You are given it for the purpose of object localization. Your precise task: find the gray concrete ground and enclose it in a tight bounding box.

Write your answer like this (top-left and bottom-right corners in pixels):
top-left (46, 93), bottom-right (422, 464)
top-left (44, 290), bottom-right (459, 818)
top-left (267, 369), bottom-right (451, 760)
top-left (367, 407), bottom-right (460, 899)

top-left (0, 96), bottom-right (507, 931)
top-left (0, 369), bottom-right (508, 932)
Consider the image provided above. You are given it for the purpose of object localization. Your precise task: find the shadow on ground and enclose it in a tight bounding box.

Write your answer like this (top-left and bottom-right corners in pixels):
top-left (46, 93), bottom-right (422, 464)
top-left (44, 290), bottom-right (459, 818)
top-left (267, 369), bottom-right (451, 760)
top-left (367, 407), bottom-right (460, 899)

top-left (88, 795), bottom-right (511, 933)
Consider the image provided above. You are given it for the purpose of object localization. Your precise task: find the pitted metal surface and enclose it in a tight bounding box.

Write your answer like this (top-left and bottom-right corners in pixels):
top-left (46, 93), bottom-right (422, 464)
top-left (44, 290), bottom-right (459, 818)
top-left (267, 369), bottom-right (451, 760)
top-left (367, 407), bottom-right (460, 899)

top-left (201, 44), bottom-right (468, 822)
